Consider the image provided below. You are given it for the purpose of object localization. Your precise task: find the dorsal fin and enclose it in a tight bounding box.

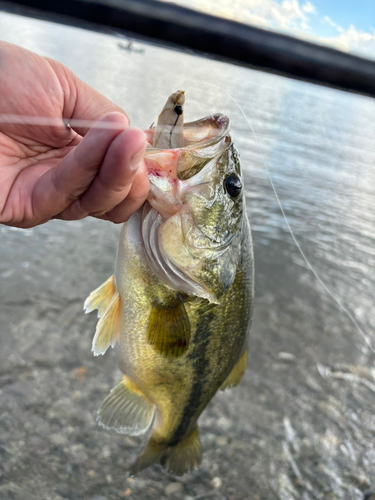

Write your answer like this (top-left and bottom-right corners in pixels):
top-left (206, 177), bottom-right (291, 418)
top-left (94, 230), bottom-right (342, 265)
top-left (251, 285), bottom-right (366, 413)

top-left (220, 348), bottom-right (248, 391)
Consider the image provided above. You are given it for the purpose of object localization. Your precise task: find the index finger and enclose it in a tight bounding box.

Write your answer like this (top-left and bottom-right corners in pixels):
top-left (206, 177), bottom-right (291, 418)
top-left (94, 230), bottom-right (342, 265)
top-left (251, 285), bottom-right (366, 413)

top-left (48, 57), bottom-right (129, 136)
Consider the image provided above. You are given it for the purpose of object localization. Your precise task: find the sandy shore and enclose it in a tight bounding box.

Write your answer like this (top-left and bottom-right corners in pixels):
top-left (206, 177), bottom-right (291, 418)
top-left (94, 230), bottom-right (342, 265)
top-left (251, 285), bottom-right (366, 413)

top-left (1, 217), bottom-right (374, 500)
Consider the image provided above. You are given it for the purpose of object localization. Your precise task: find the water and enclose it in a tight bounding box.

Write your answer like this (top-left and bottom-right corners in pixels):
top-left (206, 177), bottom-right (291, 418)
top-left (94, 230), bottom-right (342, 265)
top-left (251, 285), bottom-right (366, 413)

top-left (0, 11), bottom-right (374, 500)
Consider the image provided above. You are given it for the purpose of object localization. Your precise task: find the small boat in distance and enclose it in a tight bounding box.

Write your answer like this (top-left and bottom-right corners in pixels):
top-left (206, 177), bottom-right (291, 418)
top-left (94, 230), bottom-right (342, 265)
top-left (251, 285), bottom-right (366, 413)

top-left (117, 40), bottom-right (145, 54)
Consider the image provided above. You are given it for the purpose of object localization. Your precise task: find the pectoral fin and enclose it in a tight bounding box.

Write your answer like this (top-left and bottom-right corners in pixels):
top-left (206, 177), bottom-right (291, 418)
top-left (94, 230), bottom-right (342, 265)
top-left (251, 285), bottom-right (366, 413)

top-left (98, 376), bottom-right (155, 436)
top-left (147, 294), bottom-right (190, 357)
top-left (92, 290), bottom-right (121, 356)
top-left (220, 348), bottom-right (248, 391)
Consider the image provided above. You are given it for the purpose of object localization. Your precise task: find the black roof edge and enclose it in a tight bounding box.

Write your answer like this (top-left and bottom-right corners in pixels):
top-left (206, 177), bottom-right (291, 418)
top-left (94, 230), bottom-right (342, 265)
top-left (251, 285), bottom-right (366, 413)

top-left (1, 0), bottom-right (375, 99)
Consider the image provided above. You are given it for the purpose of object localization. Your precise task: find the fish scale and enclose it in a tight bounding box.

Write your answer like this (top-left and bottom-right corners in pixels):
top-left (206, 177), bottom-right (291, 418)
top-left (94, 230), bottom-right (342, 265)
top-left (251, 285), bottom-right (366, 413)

top-left (84, 90), bottom-right (254, 476)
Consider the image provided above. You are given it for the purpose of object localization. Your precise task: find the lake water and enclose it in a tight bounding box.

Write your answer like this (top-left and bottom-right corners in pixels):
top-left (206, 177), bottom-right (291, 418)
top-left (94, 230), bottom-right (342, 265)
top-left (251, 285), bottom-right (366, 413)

top-left (0, 10), bottom-right (374, 500)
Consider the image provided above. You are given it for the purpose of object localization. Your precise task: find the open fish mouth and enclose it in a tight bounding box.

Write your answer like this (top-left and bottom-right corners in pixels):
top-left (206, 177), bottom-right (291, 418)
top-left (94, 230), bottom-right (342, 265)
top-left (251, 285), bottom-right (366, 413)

top-left (144, 113), bottom-right (231, 181)
top-left (142, 111), bottom-right (244, 302)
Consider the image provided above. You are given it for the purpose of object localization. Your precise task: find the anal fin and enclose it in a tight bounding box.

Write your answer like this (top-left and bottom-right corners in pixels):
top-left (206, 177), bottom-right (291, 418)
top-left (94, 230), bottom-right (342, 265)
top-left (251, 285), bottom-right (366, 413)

top-left (84, 275), bottom-right (116, 317)
top-left (220, 348), bottom-right (248, 391)
top-left (92, 290), bottom-right (121, 356)
top-left (148, 294), bottom-right (190, 357)
top-left (98, 376), bottom-right (155, 436)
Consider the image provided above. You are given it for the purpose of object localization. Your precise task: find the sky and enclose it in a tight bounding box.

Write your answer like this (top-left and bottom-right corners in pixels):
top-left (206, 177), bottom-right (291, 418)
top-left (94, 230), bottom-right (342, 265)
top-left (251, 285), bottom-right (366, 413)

top-left (161, 0), bottom-right (375, 59)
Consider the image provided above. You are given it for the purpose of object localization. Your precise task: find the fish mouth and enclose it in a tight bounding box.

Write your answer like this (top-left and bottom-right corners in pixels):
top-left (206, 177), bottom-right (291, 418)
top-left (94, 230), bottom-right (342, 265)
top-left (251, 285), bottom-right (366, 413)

top-left (141, 113), bottom-right (239, 301)
top-left (144, 113), bottom-right (231, 181)
top-left (143, 113), bottom-right (232, 220)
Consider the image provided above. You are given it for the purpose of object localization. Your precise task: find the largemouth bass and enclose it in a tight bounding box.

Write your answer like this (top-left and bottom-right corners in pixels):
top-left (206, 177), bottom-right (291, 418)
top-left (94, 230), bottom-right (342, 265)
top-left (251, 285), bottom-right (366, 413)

top-left (84, 91), bottom-right (254, 476)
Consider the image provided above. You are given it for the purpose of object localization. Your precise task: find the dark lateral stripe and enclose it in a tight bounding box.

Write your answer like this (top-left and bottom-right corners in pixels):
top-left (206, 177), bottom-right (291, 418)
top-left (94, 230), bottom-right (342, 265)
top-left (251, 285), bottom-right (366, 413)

top-left (170, 307), bottom-right (216, 445)
top-left (2, 0), bottom-right (375, 98)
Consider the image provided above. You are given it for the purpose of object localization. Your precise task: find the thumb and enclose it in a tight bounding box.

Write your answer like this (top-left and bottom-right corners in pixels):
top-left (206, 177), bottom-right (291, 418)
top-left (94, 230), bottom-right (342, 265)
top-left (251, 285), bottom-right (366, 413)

top-left (32, 113), bottom-right (146, 220)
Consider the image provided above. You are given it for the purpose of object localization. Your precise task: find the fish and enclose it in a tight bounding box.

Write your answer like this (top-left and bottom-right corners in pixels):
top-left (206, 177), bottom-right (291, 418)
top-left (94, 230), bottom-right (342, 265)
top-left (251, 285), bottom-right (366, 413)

top-left (84, 90), bottom-right (254, 476)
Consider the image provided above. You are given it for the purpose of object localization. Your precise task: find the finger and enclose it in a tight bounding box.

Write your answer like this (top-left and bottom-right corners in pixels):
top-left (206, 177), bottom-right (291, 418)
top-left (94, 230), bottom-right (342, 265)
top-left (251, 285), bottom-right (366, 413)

top-left (58, 126), bottom-right (147, 221)
top-left (144, 129), bottom-right (154, 144)
top-left (49, 58), bottom-right (128, 136)
top-left (96, 161), bottom-right (150, 223)
top-left (32, 113), bottom-right (129, 218)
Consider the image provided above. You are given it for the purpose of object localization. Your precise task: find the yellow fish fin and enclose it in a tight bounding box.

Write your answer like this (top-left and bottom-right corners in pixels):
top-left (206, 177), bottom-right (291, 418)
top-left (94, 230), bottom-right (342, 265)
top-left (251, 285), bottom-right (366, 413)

top-left (220, 348), bottom-right (248, 391)
top-left (129, 427), bottom-right (201, 477)
top-left (98, 376), bottom-right (155, 435)
top-left (84, 275), bottom-right (116, 317)
top-left (128, 438), bottom-right (166, 476)
top-left (92, 290), bottom-right (121, 356)
top-left (161, 427), bottom-right (202, 476)
top-left (147, 295), bottom-right (190, 357)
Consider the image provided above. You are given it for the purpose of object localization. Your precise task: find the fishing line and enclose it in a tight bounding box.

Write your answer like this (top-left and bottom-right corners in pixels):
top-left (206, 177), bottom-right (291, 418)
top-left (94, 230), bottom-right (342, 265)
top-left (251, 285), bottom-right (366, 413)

top-left (184, 80), bottom-right (375, 355)
top-left (0, 114), bottom-right (165, 160)
top-left (0, 114), bottom-right (129, 130)
top-left (0, 88), bottom-right (373, 353)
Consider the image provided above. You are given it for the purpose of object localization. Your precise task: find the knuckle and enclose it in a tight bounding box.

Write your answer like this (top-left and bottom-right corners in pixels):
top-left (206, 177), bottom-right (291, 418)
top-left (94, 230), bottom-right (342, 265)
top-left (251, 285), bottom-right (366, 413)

top-left (109, 217), bottom-right (125, 224)
top-left (90, 208), bottom-right (109, 217)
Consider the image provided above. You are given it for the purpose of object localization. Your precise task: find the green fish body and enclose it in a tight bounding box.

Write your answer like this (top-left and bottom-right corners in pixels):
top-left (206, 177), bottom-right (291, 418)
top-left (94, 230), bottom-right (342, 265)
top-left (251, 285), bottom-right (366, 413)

top-left (84, 91), bottom-right (254, 475)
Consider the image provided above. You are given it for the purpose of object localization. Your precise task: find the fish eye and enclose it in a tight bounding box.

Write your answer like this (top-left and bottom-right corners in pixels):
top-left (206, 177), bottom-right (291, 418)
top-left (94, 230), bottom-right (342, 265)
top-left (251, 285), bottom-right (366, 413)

top-left (174, 105), bottom-right (183, 116)
top-left (224, 173), bottom-right (242, 198)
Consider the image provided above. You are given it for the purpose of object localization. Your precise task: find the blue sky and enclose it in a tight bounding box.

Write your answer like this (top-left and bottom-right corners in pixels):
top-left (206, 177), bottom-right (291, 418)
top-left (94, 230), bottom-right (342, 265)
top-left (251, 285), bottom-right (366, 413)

top-left (310, 0), bottom-right (375, 33)
top-left (305, 0), bottom-right (375, 37)
top-left (162, 0), bottom-right (375, 59)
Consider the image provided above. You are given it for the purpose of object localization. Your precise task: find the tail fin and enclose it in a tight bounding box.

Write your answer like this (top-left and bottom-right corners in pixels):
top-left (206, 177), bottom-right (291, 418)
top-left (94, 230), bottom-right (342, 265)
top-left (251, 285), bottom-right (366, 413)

top-left (161, 427), bottom-right (202, 476)
top-left (128, 438), bottom-right (166, 476)
top-left (129, 427), bottom-right (202, 477)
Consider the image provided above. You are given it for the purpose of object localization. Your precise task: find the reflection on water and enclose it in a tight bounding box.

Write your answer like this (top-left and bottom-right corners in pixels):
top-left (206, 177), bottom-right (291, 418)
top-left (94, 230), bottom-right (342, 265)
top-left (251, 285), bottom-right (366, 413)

top-left (0, 11), bottom-right (374, 500)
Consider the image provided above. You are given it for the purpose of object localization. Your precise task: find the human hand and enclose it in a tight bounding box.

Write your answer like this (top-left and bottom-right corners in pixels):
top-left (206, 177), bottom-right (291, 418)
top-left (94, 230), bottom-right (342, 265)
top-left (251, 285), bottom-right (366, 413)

top-left (0, 42), bottom-right (149, 228)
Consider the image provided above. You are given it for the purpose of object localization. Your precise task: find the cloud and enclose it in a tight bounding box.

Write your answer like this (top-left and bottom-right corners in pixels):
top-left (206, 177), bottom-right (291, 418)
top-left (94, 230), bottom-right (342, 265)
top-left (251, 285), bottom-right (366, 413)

top-left (160, 0), bottom-right (375, 60)
top-left (326, 25), bottom-right (375, 57)
top-left (162, 0), bottom-right (316, 32)
top-left (322, 16), bottom-right (375, 58)
top-left (323, 15), bottom-right (343, 33)
top-left (302, 1), bottom-right (316, 14)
